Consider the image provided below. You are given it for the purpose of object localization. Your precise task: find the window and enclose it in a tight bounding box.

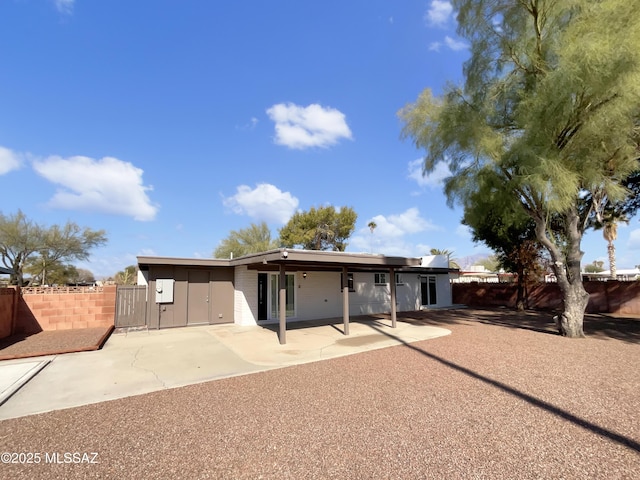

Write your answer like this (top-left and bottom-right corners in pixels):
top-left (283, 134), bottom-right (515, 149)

top-left (374, 273), bottom-right (387, 285)
top-left (395, 273), bottom-right (404, 285)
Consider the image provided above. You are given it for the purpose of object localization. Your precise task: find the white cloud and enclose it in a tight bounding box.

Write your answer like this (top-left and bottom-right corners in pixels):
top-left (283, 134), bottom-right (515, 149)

top-left (429, 36), bottom-right (468, 52)
top-left (350, 208), bottom-right (440, 255)
top-left (425, 0), bottom-right (453, 27)
top-left (0, 146), bottom-right (24, 175)
top-left (33, 155), bottom-right (158, 221)
top-left (444, 36), bottom-right (468, 51)
top-left (54, 0), bottom-right (74, 15)
top-left (383, 208), bottom-right (436, 235)
top-left (408, 158), bottom-right (452, 188)
top-left (223, 183), bottom-right (299, 224)
top-left (266, 103), bottom-right (353, 149)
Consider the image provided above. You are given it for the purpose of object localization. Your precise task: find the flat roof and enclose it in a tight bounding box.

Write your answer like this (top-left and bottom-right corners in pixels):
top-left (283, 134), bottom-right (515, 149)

top-left (138, 248), bottom-right (452, 273)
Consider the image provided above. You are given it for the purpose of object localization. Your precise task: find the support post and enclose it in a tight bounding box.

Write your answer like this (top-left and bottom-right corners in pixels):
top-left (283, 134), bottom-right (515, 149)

top-left (390, 267), bottom-right (397, 328)
top-left (342, 267), bottom-right (350, 335)
top-left (279, 264), bottom-right (286, 345)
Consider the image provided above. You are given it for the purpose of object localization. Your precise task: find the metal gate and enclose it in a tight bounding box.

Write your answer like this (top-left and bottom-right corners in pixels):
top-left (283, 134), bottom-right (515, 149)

top-left (115, 285), bottom-right (147, 328)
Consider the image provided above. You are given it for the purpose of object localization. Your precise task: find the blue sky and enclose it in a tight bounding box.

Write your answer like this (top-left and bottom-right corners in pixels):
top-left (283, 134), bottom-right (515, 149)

top-left (1, 0), bottom-right (637, 279)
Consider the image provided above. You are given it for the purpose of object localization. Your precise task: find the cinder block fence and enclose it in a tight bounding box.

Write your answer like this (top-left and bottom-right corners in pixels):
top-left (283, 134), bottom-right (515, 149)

top-left (452, 281), bottom-right (640, 315)
top-left (0, 285), bottom-right (116, 340)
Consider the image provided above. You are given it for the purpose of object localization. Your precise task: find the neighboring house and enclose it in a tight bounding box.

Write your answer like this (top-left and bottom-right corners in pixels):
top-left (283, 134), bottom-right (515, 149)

top-left (582, 268), bottom-right (640, 282)
top-left (137, 249), bottom-right (455, 343)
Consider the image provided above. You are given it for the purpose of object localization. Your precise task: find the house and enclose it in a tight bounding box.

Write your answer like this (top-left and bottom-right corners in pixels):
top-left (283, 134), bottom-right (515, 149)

top-left (582, 268), bottom-right (640, 282)
top-left (137, 249), bottom-right (455, 344)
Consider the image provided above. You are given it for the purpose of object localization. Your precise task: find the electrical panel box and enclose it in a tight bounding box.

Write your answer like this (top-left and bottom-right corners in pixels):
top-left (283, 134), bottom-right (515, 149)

top-left (155, 278), bottom-right (175, 304)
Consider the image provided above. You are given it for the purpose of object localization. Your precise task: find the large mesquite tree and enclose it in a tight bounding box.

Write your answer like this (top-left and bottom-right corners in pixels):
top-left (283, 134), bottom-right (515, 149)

top-left (400, 0), bottom-right (640, 337)
top-left (0, 210), bottom-right (107, 286)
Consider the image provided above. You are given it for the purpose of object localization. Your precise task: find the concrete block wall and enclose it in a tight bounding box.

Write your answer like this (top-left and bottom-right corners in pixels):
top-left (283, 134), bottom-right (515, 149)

top-left (452, 281), bottom-right (640, 315)
top-left (0, 285), bottom-right (117, 337)
top-left (0, 288), bottom-right (18, 339)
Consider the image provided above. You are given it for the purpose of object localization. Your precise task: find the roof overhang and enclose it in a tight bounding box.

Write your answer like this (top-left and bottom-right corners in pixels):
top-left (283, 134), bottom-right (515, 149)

top-left (137, 256), bottom-right (232, 268)
top-left (235, 248), bottom-right (420, 272)
top-left (137, 249), bottom-right (455, 274)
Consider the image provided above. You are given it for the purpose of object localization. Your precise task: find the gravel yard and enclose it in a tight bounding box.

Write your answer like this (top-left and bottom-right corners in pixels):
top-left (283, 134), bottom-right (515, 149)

top-left (0, 326), bottom-right (113, 361)
top-left (1, 309), bottom-right (638, 479)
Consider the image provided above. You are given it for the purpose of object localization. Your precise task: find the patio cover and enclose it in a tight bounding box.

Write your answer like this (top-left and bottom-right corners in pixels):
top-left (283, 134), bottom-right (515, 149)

top-left (138, 249), bottom-right (453, 345)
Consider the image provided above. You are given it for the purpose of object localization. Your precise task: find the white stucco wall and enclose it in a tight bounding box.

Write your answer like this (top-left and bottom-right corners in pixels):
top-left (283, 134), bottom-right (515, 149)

top-left (233, 265), bottom-right (258, 325)
top-left (296, 271), bottom-right (342, 320)
top-left (233, 268), bottom-right (452, 325)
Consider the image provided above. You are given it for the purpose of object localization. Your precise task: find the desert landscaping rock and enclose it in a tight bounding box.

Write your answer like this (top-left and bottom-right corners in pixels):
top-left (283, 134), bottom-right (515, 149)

top-left (0, 309), bottom-right (638, 479)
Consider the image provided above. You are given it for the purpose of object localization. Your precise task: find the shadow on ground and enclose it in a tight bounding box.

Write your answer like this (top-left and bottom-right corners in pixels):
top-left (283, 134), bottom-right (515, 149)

top-left (365, 319), bottom-right (640, 454)
top-left (375, 308), bottom-right (640, 344)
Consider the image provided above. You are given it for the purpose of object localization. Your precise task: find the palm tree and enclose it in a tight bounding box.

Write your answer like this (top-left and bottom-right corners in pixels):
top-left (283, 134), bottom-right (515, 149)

top-left (367, 221), bottom-right (377, 253)
top-left (429, 248), bottom-right (460, 269)
top-left (596, 213), bottom-right (628, 280)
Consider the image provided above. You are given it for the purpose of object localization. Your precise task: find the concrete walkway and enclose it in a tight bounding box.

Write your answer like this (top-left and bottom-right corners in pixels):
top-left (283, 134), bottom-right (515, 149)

top-left (0, 317), bottom-right (450, 419)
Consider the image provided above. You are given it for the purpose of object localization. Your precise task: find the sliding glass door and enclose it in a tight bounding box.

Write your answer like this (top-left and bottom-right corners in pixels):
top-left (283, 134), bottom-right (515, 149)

top-left (269, 273), bottom-right (296, 319)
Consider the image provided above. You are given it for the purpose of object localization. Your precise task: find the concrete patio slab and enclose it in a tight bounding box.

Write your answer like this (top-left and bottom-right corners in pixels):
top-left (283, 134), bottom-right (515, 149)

top-left (209, 317), bottom-right (450, 366)
top-left (0, 359), bottom-right (51, 406)
top-left (0, 317), bottom-right (450, 420)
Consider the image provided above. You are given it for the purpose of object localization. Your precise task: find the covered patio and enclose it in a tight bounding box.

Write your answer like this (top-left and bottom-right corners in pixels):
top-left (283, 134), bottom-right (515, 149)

top-left (234, 249), bottom-right (451, 344)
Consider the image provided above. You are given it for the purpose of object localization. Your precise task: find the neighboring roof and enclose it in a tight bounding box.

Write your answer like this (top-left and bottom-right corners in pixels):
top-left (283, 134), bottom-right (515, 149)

top-left (138, 249), bottom-right (454, 274)
top-left (0, 266), bottom-right (14, 275)
top-left (582, 269), bottom-right (640, 280)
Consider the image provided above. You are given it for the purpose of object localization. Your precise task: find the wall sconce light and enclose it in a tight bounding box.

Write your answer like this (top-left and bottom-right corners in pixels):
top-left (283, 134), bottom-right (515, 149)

top-left (303, 272), bottom-right (307, 279)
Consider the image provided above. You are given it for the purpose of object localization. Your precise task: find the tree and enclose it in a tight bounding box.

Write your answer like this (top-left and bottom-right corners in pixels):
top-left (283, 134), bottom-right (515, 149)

top-left (367, 221), bottom-right (377, 252)
top-left (25, 258), bottom-right (96, 286)
top-left (279, 206), bottom-right (357, 251)
top-left (474, 255), bottom-right (500, 273)
top-left (400, 0), bottom-right (640, 337)
top-left (0, 210), bottom-right (43, 286)
top-left (429, 248), bottom-right (460, 269)
top-left (41, 263), bottom-right (78, 286)
top-left (213, 222), bottom-right (279, 259)
top-left (114, 265), bottom-right (138, 285)
top-left (461, 177), bottom-right (545, 310)
top-left (595, 213), bottom-right (628, 279)
top-left (74, 268), bottom-right (96, 284)
top-left (0, 210), bottom-right (107, 286)
top-left (584, 261), bottom-right (605, 274)
top-left (30, 222), bottom-right (107, 285)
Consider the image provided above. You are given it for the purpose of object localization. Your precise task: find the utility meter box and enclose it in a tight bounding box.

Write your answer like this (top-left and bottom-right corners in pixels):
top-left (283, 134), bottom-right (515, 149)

top-left (155, 278), bottom-right (175, 303)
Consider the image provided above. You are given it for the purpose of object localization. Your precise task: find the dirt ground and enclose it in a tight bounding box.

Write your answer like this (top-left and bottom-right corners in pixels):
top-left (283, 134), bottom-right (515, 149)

top-left (0, 326), bottom-right (113, 360)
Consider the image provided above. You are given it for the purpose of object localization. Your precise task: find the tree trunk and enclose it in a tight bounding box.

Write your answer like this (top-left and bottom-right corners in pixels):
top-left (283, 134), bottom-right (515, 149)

top-left (515, 268), bottom-right (525, 311)
top-left (608, 241), bottom-right (616, 280)
top-left (515, 285), bottom-right (525, 311)
top-left (533, 207), bottom-right (588, 338)
top-left (555, 280), bottom-right (589, 338)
